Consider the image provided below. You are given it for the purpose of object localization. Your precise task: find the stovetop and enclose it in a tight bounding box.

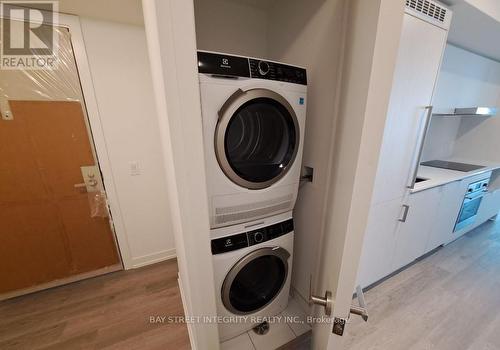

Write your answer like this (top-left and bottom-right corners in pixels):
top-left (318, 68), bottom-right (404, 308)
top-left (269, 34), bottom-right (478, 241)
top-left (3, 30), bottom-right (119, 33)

top-left (420, 160), bottom-right (486, 172)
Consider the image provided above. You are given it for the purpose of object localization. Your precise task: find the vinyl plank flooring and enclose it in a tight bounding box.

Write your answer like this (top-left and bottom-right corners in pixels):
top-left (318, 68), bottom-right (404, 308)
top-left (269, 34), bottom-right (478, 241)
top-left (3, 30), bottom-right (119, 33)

top-left (0, 259), bottom-right (190, 350)
top-left (345, 220), bottom-right (500, 350)
top-left (278, 331), bottom-right (311, 350)
top-left (3, 222), bottom-right (500, 350)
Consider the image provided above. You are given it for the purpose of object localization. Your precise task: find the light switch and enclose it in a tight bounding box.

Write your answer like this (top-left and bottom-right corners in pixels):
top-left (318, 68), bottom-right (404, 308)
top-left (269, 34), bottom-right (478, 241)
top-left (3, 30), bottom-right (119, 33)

top-left (129, 161), bottom-right (141, 176)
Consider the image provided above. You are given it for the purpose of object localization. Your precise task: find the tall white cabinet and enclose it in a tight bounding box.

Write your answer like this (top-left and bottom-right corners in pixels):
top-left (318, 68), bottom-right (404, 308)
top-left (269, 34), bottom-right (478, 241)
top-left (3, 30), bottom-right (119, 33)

top-left (357, 1), bottom-right (452, 288)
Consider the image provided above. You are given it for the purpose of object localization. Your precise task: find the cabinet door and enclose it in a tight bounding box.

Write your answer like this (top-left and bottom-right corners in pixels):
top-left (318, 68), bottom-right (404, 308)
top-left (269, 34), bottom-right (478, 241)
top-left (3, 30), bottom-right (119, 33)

top-left (357, 197), bottom-right (403, 288)
top-left (475, 190), bottom-right (500, 224)
top-left (392, 187), bottom-right (442, 271)
top-left (426, 181), bottom-right (463, 250)
top-left (371, 14), bottom-right (448, 205)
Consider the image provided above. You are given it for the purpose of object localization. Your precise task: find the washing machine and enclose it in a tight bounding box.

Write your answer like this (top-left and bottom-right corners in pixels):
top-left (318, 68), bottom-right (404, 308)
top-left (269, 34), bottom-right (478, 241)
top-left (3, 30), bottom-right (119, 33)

top-left (198, 51), bottom-right (307, 228)
top-left (211, 212), bottom-right (294, 341)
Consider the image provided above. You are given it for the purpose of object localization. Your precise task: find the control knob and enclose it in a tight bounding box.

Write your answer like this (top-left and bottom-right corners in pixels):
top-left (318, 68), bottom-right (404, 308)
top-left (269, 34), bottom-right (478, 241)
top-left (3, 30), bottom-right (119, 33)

top-left (254, 231), bottom-right (264, 243)
top-left (258, 61), bottom-right (270, 76)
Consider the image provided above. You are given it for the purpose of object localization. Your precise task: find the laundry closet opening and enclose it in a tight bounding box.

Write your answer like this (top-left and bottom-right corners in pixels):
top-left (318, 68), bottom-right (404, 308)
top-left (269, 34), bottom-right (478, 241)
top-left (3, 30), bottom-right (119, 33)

top-left (193, 0), bottom-right (347, 347)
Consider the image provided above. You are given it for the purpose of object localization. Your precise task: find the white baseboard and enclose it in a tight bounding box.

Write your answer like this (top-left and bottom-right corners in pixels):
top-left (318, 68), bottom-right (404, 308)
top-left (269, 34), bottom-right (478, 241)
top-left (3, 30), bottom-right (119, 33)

top-left (130, 248), bottom-right (176, 269)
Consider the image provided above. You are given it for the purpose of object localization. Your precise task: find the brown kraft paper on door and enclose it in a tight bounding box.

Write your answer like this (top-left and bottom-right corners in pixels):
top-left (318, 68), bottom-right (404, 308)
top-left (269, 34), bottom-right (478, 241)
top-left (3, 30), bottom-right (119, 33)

top-left (0, 100), bottom-right (120, 294)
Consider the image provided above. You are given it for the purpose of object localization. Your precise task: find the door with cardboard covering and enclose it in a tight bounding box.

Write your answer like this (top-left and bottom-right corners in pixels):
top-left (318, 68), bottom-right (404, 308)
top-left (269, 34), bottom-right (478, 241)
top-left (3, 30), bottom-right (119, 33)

top-left (0, 21), bottom-right (121, 298)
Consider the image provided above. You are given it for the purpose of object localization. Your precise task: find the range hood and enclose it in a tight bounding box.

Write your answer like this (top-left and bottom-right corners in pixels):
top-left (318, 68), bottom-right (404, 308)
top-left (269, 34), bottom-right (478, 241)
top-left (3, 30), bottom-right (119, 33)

top-left (433, 107), bottom-right (497, 117)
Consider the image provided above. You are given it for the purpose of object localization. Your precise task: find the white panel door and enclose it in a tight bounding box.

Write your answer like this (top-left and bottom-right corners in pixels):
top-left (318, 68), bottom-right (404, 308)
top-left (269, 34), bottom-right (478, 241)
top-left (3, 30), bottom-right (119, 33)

top-left (392, 187), bottom-right (442, 271)
top-left (356, 197), bottom-right (403, 288)
top-left (371, 14), bottom-right (448, 205)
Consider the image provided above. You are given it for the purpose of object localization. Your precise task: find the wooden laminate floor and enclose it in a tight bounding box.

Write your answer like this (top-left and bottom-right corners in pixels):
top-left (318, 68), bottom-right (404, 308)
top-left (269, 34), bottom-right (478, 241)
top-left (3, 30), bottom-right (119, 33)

top-left (0, 258), bottom-right (190, 350)
top-left (2, 220), bottom-right (500, 350)
top-left (345, 219), bottom-right (500, 350)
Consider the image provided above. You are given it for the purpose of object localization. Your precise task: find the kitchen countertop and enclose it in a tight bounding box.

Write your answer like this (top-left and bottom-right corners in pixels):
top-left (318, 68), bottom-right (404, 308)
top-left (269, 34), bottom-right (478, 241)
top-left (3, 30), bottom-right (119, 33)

top-left (411, 159), bottom-right (500, 193)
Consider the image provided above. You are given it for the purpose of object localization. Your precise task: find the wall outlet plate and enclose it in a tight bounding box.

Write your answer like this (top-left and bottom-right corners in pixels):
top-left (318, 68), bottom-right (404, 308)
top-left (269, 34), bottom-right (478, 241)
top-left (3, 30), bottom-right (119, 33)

top-left (301, 166), bottom-right (314, 182)
top-left (129, 161), bottom-right (141, 176)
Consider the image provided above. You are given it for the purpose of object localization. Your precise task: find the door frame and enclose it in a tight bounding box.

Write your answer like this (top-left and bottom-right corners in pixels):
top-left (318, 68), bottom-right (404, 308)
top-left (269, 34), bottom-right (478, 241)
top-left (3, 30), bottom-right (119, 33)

top-left (142, 0), bottom-right (219, 348)
top-left (142, 0), bottom-right (405, 349)
top-left (0, 9), bottom-right (133, 269)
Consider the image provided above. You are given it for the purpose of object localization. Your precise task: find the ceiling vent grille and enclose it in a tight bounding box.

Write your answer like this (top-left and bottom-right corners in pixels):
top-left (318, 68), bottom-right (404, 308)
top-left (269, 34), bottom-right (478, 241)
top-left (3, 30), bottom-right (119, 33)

top-left (406, 0), bottom-right (448, 24)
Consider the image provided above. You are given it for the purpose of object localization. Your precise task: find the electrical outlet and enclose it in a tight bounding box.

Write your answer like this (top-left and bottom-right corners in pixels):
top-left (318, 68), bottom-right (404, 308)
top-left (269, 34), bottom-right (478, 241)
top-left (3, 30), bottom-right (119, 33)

top-left (129, 161), bottom-right (141, 176)
top-left (301, 166), bottom-right (314, 182)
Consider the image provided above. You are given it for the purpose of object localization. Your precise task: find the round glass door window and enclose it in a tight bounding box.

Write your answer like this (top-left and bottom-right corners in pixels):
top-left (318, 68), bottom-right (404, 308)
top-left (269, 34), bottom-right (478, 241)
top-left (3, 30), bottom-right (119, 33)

top-left (216, 90), bottom-right (299, 189)
top-left (222, 248), bottom-right (289, 314)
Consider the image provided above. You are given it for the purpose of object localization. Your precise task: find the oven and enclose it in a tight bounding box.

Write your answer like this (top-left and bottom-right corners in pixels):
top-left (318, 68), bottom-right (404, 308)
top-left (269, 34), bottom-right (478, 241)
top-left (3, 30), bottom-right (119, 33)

top-left (454, 178), bottom-right (490, 232)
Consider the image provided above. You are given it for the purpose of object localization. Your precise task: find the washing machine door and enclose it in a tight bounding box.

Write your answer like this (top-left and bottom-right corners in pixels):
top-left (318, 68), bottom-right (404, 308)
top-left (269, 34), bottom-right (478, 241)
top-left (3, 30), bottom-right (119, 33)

top-left (215, 88), bottom-right (300, 190)
top-left (222, 247), bottom-right (290, 315)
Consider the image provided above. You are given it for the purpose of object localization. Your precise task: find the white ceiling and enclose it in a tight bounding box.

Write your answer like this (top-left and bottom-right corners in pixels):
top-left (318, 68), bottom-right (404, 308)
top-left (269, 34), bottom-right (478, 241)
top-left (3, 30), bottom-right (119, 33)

top-left (17, 0), bottom-right (144, 26)
top-left (442, 0), bottom-right (500, 61)
top-left (14, 0), bottom-right (500, 61)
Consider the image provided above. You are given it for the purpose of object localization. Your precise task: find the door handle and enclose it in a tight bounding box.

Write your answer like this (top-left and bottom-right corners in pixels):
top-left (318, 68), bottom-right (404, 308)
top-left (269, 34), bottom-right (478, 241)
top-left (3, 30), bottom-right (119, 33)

top-left (309, 277), bottom-right (369, 320)
top-left (399, 204), bottom-right (410, 222)
top-left (309, 276), bottom-right (333, 316)
top-left (351, 285), bottom-right (369, 322)
top-left (408, 106), bottom-right (433, 189)
top-left (74, 180), bottom-right (97, 189)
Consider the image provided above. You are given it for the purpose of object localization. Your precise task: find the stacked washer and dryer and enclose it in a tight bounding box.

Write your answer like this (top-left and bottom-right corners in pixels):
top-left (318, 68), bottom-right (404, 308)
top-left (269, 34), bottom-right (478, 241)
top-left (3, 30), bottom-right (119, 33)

top-left (197, 51), bottom-right (307, 341)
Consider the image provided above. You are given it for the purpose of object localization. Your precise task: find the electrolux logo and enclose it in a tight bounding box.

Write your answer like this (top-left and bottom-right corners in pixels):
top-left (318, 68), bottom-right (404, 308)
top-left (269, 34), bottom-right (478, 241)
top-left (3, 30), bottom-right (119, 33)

top-left (220, 57), bottom-right (231, 69)
top-left (0, 1), bottom-right (59, 70)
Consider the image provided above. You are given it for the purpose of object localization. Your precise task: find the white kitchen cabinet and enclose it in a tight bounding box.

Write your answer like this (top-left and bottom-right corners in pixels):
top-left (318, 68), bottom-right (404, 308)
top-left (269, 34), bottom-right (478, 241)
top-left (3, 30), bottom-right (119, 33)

top-left (425, 181), bottom-right (464, 250)
top-left (475, 190), bottom-right (500, 224)
top-left (371, 13), bottom-right (449, 205)
top-left (358, 9), bottom-right (451, 288)
top-left (356, 197), bottom-right (403, 288)
top-left (392, 187), bottom-right (443, 271)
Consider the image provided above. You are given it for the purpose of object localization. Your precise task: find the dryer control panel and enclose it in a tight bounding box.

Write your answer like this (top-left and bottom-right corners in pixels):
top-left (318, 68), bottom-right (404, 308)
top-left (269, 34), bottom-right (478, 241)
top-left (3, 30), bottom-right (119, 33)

top-left (211, 219), bottom-right (294, 255)
top-left (198, 51), bottom-right (307, 85)
top-left (249, 59), bottom-right (307, 85)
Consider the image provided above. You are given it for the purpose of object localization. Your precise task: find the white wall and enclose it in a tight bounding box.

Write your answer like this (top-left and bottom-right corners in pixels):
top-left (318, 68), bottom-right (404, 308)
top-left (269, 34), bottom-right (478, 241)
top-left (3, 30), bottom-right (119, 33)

top-left (422, 44), bottom-right (500, 162)
top-left (81, 18), bottom-right (176, 268)
top-left (194, 0), bottom-right (268, 57)
top-left (267, 0), bottom-right (347, 305)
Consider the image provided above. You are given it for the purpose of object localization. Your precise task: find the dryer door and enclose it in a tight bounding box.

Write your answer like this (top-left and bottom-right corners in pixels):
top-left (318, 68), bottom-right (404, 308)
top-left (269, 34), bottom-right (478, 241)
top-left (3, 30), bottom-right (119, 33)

top-left (216, 88), bottom-right (300, 190)
top-left (222, 247), bottom-right (290, 315)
